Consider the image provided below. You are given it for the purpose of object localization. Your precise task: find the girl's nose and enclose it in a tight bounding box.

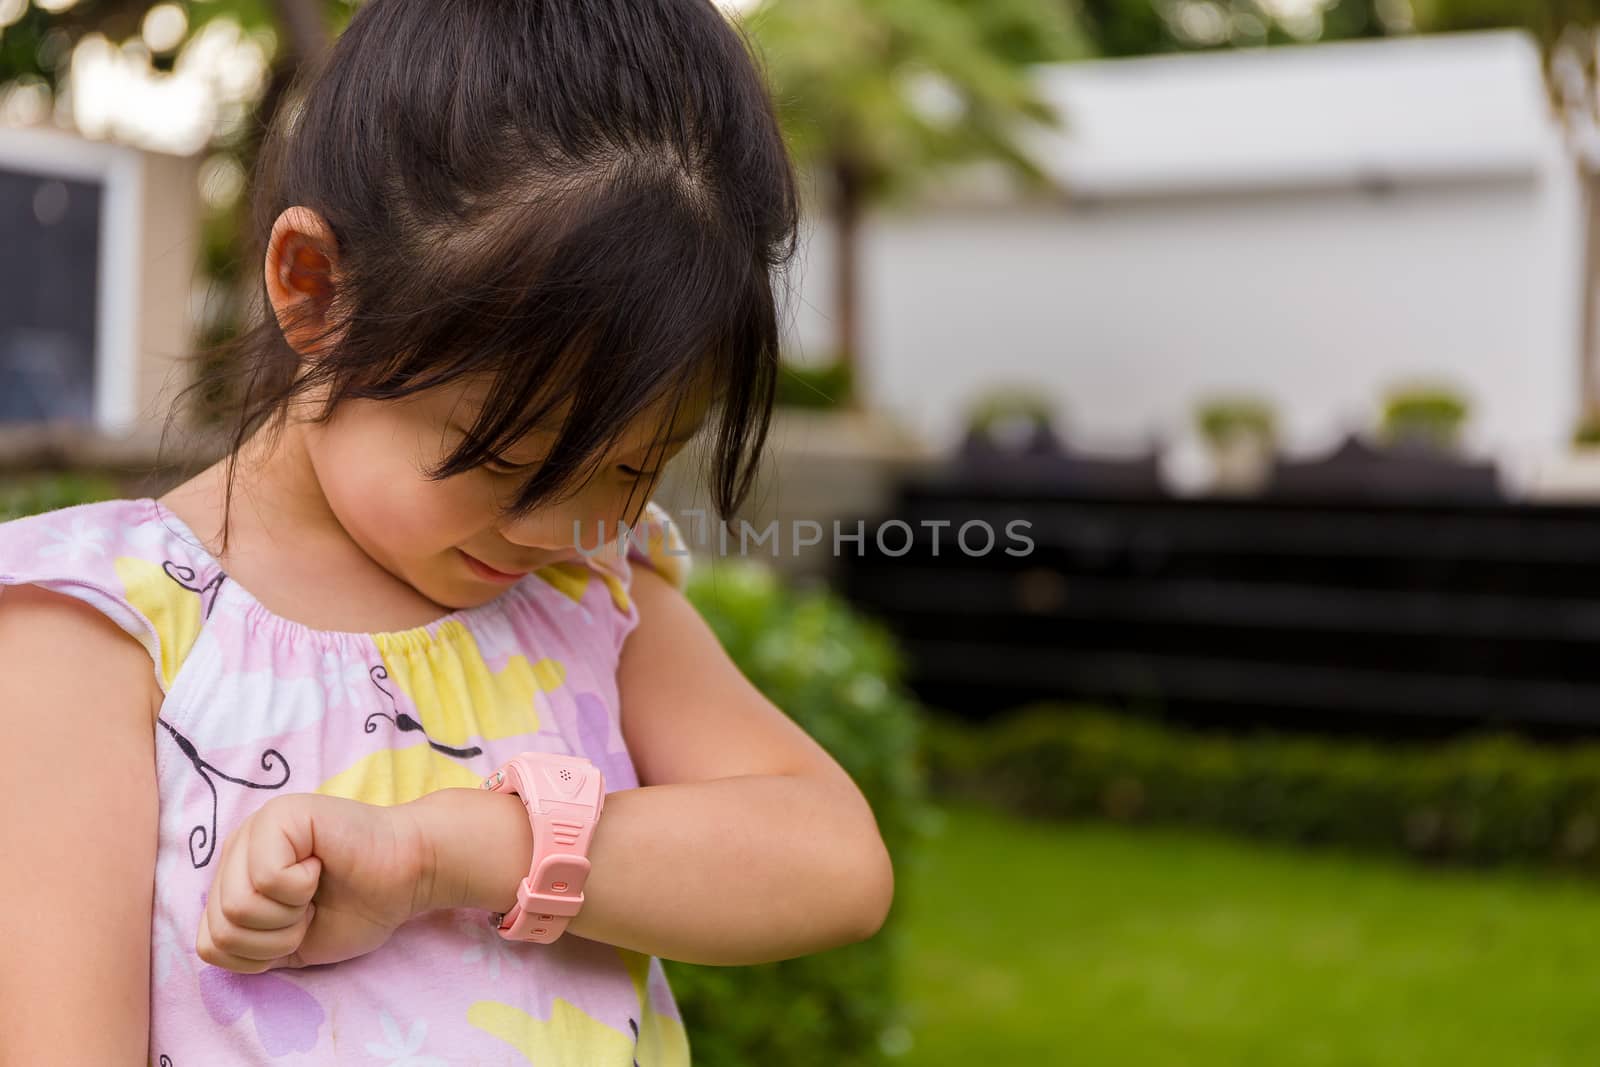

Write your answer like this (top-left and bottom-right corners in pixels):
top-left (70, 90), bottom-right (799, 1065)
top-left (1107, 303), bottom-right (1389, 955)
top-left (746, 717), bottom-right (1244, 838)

top-left (497, 508), bottom-right (579, 551)
top-left (497, 503), bottom-right (619, 553)
top-left (497, 474), bottom-right (648, 552)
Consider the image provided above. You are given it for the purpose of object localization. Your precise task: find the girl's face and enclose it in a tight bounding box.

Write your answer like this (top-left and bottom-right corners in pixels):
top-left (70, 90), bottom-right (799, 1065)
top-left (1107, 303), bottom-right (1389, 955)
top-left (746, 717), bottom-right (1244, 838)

top-left (260, 206), bottom-right (710, 611)
top-left (303, 376), bottom-right (706, 611)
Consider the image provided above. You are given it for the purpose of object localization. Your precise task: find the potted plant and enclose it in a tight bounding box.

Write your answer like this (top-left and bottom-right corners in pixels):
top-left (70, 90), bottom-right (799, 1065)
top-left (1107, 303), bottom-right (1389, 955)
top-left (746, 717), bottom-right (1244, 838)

top-left (775, 358), bottom-right (853, 411)
top-left (1574, 417), bottom-right (1600, 451)
top-left (963, 388), bottom-right (1060, 457)
top-left (1380, 386), bottom-right (1470, 453)
top-left (1196, 396), bottom-right (1277, 494)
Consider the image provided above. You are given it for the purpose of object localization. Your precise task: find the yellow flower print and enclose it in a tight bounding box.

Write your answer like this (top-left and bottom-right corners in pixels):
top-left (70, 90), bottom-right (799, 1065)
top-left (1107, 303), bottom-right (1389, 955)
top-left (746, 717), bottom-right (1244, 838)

top-left (468, 997), bottom-right (635, 1064)
top-left (315, 741), bottom-right (483, 807)
top-left (464, 950), bottom-right (688, 1065)
top-left (115, 556), bottom-right (201, 690)
top-left (371, 620), bottom-right (565, 749)
top-left (537, 561), bottom-right (631, 614)
top-left (535, 562), bottom-right (593, 603)
top-left (618, 948), bottom-right (691, 1067)
top-left (535, 504), bottom-right (690, 615)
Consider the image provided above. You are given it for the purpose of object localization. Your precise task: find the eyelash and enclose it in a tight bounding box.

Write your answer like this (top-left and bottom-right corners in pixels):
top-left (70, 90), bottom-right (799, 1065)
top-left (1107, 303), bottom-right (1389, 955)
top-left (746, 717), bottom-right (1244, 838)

top-left (483, 461), bottom-right (658, 480)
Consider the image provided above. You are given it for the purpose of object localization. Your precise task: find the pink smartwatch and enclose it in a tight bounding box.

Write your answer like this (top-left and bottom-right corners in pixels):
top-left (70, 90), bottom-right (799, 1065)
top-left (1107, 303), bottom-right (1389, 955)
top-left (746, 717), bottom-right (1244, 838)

top-left (480, 751), bottom-right (606, 943)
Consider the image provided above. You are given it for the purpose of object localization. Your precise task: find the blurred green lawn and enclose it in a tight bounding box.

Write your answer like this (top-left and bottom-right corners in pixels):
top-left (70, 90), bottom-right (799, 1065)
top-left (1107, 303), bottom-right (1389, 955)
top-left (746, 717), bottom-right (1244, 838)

top-left (896, 802), bottom-right (1600, 1067)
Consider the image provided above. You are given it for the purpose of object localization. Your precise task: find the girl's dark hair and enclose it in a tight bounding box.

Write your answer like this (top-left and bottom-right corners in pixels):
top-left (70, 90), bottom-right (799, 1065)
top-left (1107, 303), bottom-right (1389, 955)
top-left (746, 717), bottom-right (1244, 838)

top-left (184, 0), bottom-right (798, 546)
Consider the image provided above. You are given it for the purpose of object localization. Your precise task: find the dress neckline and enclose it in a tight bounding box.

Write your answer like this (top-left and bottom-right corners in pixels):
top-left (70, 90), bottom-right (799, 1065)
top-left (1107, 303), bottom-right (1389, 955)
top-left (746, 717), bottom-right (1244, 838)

top-left (141, 497), bottom-right (545, 650)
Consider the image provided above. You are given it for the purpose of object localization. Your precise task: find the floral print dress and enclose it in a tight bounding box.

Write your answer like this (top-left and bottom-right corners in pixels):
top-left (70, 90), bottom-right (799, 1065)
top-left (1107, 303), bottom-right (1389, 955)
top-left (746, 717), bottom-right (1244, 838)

top-left (0, 497), bottom-right (693, 1066)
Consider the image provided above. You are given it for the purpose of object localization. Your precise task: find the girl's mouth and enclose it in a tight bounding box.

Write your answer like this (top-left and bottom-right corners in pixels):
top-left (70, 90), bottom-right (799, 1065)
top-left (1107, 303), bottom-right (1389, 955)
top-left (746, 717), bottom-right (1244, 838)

top-left (459, 550), bottom-right (528, 584)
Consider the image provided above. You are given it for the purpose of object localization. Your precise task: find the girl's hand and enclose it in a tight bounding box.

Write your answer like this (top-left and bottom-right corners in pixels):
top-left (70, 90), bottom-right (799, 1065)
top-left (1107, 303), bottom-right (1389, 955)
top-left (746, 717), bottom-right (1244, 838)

top-left (196, 793), bottom-right (432, 973)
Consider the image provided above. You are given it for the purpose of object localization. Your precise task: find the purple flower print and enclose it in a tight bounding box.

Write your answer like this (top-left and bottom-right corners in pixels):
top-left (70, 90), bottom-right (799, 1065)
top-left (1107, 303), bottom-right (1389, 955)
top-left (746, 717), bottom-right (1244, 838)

top-left (198, 965), bottom-right (325, 1056)
top-left (572, 692), bottom-right (636, 789)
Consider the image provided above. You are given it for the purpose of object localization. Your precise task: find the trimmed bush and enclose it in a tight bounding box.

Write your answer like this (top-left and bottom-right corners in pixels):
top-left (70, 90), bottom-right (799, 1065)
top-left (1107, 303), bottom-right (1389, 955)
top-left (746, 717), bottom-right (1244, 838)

top-left (0, 473), bottom-right (120, 521)
top-left (675, 563), bottom-right (932, 1067)
top-left (928, 704), bottom-right (1600, 874)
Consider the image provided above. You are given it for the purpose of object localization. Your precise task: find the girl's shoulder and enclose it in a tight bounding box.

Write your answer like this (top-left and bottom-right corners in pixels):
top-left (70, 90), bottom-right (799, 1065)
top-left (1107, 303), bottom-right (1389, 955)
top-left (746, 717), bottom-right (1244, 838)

top-left (0, 498), bottom-right (219, 693)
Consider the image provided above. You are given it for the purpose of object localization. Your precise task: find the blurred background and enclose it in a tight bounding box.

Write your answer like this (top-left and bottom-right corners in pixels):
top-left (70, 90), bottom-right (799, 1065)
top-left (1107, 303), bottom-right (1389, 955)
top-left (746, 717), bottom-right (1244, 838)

top-left (11, 0), bottom-right (1600, 1064)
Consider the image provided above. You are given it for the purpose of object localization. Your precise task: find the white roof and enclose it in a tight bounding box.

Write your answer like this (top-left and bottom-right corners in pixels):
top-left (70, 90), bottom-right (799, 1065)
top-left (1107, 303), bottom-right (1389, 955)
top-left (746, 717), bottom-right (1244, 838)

top-left (1024, 31), bottom-right (1560, 199)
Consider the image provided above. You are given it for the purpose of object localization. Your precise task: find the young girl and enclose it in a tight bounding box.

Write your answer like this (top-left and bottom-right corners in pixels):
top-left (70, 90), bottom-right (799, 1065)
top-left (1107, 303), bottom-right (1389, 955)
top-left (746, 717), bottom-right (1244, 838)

top-left (0, 1), bottom-right (894, 1062)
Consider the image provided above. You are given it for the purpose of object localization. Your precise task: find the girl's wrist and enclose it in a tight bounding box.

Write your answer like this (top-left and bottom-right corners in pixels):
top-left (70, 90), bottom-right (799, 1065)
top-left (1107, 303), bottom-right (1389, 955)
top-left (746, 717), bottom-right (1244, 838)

top-left (403, 787), bottom-right (534, 915)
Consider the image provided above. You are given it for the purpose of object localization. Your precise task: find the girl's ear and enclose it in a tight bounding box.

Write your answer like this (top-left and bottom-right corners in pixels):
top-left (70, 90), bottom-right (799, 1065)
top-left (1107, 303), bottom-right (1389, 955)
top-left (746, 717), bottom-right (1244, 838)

top-left (265, 205), bottom-right (345, 357)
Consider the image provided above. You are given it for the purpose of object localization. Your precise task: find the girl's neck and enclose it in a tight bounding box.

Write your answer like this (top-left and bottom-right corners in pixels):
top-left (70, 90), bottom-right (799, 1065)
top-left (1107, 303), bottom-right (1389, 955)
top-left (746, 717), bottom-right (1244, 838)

top-left (175, 422), bottom-right (343, 559)
top-left (159, 421), bottom-right (455, 633)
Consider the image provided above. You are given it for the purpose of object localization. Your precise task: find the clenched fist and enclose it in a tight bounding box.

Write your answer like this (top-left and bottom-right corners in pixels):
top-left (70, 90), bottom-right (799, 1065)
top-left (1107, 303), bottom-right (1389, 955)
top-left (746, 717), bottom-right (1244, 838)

top-left (196, 792), bottom-right (434, 973)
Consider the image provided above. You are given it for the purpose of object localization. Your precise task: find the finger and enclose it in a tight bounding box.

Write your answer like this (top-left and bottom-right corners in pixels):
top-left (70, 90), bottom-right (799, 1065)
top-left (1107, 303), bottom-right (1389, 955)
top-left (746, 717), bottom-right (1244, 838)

top-left (196, 924), bottom-right (274, 974)
top-left (197, 903), bottom-right (315, 971)
top-left (215, 826), bottom-right (305, 932)
top-left (195, 904), bottom-right (275, 974)
top-left (219, 889), bottom-right (304, 932)
top-left (248, 801), bottom-right (322, 909)
top-left (206, 908), bottom-right (315, 966)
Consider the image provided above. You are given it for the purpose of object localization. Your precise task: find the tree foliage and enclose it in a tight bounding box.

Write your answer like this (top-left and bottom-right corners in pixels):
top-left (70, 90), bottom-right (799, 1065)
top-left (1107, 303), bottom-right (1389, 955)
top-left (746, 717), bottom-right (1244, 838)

top-left (741, 0), bottom-right (1088, 202)
top-left (1075, 0), bottom-right (1413, 58)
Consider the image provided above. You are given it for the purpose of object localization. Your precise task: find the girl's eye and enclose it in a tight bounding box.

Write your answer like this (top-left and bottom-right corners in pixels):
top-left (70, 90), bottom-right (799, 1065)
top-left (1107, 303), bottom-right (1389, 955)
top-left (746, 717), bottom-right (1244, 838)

top-left (619, 465), bottom-right (661, 481)
top-left (484, 458), bottom-right (536, 476)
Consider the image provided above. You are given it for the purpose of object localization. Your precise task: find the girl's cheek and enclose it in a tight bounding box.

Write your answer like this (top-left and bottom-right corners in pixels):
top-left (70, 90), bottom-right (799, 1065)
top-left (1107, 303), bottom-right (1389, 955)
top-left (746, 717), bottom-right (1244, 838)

top-left (362, 470), bottom-right (477, 552)
top-left (421, 478), bottom-right (493, 545)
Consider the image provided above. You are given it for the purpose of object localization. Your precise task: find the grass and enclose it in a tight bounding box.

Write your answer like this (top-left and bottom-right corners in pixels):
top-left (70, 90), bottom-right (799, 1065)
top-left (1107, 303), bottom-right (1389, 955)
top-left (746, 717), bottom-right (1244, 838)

top-left (893, 802), bottom-right (1600, 1067)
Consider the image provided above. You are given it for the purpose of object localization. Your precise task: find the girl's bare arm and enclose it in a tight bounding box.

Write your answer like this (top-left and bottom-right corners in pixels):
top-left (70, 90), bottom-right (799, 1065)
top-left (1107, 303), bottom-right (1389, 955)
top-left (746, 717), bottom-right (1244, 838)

top-left (412, 567), bottom-right (895, 966)
top-left (0, 584), bottom-right (160, 1066)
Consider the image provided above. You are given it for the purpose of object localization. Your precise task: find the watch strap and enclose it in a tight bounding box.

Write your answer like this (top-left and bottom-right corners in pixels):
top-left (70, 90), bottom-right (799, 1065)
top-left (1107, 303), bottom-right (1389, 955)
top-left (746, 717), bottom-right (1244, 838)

top-left (482, 752), bottom-right (606, 943)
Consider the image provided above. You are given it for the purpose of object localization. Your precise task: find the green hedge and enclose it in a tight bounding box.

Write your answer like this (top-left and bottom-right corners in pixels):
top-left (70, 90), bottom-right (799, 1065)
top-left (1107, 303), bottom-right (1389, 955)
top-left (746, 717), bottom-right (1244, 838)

top-left (0, 473), bottom-right (120, 521)
top-left (928, 704), bottom-right (1600, 874)
top-left (676, 564), bottom-right (932, 1067)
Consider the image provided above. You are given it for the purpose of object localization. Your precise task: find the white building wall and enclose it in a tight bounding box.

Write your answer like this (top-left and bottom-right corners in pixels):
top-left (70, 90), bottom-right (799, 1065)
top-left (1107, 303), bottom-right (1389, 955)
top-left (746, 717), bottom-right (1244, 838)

top-left (783, 32), bottom-right (1583, 475)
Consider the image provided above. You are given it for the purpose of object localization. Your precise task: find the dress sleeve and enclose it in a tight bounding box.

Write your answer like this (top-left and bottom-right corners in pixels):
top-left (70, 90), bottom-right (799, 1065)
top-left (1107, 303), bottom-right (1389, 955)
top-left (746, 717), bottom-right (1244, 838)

top-left (591, 501), bottom-right (693, 653)
top-left (0, 500), bottom-right (214, 694)
top-left (625, 500), bottom-right (692, 589)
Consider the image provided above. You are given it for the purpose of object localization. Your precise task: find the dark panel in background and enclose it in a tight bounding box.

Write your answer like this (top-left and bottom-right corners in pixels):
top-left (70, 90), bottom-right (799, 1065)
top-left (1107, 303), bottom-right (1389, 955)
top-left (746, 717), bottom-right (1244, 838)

top-left (838, 475), bottom-right (1600, 740)
top-left (0, 166), bottom-right (102, 423)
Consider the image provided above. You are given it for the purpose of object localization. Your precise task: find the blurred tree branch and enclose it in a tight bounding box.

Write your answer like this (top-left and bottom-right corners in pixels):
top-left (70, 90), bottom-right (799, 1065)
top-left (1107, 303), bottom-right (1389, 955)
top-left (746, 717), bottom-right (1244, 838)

top-left (740, 0), bottom-right (1088, 385)
top-left (1075, 0), bottom-right (1410, 56)
top-left (1418, 0), bottom-right (1600, 419)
